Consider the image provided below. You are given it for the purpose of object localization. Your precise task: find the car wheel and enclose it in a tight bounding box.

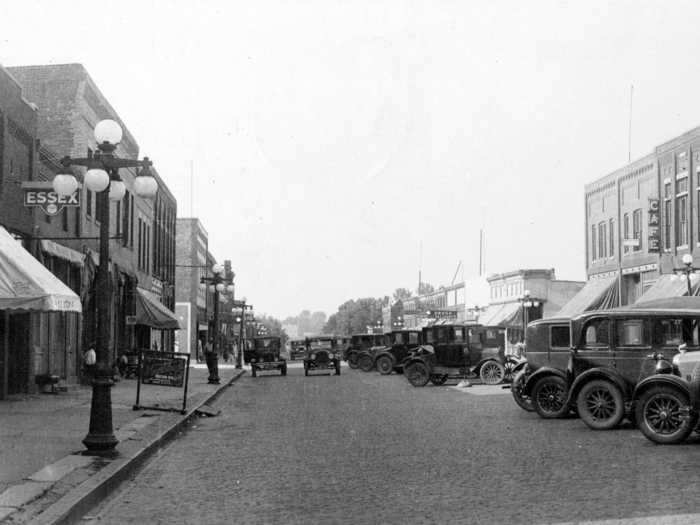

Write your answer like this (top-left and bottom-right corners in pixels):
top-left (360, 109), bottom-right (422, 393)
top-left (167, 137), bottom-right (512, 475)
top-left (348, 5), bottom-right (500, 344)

top-left (511, 370), bottom-right (534, 412)
top-left (405, 362), bottom-right (430, 387)
top-left (479, 360), bottom-right (505, 385)
top-left (576, 380), bottom-right (625, 430)
top-left (348, 352), bottom-right (359, 369)
top-left (251, 366), bottom-right (257, 378)
top-left (376, 356), bottom-right (393, 375)
top-left (636, 385), bottom-right (697, 444)
top-left (358, 354), bottom-right (374, 372)
top-left (430, 374), bottom-right (448, 386)
top-left (532, 375), bottom-right (569, 419)
top-left (503, 357), bottom-right (518, 383)
top-left (335, 361), bottom-right (341, 376)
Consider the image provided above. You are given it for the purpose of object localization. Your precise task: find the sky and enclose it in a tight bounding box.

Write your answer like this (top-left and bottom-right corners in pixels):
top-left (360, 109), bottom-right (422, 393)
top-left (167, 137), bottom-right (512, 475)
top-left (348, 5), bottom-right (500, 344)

top-left (3, 1), bottom-right (700, 319)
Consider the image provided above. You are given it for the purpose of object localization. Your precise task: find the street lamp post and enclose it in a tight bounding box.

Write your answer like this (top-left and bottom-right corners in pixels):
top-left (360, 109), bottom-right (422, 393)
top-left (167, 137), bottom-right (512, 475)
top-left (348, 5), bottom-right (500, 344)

top-left (53, 119), bottom-right (158, 455)
top-left (673, 253), bottom-right (700, 295)
top-left (518, 290), bottom-right (540, 343)
top-left (200, 264), bottom-right (234, 384)
top-left (392, 315), bottom-right (404, 329)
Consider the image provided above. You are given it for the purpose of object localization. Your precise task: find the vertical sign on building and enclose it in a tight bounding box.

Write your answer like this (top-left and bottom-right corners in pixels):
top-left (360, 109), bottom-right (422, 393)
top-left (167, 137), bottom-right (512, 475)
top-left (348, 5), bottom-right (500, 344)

top-left (648, 198), bottom-right (660, 253)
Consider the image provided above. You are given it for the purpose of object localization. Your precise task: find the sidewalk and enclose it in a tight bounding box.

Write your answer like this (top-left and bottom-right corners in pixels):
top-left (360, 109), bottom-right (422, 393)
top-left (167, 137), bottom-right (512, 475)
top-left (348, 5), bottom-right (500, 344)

top-left (0, 364), bottom-right (245, 524)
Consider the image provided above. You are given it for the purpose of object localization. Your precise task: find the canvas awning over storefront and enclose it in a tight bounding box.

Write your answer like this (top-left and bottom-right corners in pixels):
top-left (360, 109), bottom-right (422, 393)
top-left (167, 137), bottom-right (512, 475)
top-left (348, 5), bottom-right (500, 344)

top-left (40, 239), bottom-right (85, 267)
top-left (479, 301), bottom-right (521, 327)
top-left (556, 276), bottom-right (618, 319)
top-left (0, 226), bottom-right (81, 312)
top-left (134, 288), bottom-right (180, 330)
top-left (635, 274), bottom-right (696, 303)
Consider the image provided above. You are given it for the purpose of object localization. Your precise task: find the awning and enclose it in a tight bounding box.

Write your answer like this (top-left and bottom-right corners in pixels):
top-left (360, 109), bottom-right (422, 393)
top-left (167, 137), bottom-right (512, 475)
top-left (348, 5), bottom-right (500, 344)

top-left (134, 288), bottom-right (181, 330)
top-left (479, 302), bottom-right (521, 327)
top-left (556, 276), bottom-right (618, 318)
top-left (0, 226), bottom-right (81, 312)
top-left (635, 274), bottom-right (692, 304)
top-left (41, 240), bottom-right (84, 267)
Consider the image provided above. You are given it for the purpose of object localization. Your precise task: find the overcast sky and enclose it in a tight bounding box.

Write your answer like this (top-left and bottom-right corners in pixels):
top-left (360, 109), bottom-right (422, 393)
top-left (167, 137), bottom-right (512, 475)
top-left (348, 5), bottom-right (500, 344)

top-left (3, 1), bottom-right (700, 319)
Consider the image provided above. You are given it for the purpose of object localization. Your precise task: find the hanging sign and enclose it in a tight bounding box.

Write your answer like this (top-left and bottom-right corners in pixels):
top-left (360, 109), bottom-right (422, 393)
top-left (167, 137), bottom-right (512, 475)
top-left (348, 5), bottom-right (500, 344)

top-left (648, 198), bottom-right (660, 253)
top-left (22, 182), bottom-right (80, 216)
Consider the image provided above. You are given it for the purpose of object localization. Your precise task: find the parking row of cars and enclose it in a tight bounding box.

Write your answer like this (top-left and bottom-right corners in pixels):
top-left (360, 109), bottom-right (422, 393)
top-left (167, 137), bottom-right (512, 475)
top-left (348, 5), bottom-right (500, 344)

top-left (509, 296), bottom-right (700, 445)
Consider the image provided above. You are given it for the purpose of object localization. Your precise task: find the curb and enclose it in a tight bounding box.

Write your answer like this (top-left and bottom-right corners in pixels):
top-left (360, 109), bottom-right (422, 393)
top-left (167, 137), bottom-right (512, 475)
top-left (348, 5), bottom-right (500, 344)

top-left (35, 369), bottom-right (246, 525)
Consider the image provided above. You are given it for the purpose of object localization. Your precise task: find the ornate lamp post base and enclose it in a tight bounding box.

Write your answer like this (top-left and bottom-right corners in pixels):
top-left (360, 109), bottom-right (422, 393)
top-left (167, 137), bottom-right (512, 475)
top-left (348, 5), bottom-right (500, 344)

top-left (82, 367), bottom-right (118, 457)
top-left (207, 353), bottom-right (221, 384)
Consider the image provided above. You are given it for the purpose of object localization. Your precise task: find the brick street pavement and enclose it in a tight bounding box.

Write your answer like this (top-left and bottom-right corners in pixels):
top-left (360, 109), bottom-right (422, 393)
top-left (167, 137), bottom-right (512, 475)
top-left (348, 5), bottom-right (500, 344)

top-left (88, 364), bottom-right (700, 525)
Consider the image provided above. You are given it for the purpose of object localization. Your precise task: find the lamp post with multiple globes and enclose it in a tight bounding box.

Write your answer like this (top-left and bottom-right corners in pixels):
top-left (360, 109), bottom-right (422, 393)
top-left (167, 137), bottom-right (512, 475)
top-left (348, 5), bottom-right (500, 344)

top-left (52, 119), bottom-right (158, 455)
top-left (672, 253), bottom-right (700, 295)
top-left (200, 264), bottom-right (235, 384)
top-left (518, 290), bottom-right (540, 344)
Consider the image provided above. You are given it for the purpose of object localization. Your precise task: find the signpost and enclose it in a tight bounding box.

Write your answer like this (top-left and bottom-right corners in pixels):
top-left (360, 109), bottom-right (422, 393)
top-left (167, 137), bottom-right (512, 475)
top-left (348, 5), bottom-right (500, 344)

top-left (133, 350), bottom-right (191, 414)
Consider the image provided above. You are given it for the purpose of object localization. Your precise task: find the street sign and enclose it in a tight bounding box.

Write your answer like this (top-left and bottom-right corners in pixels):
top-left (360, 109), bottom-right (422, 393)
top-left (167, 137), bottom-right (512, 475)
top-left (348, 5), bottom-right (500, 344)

top-left (425, 309), bottom-right (458, 319)
top-left (22, 181), bottom-right (80, 216)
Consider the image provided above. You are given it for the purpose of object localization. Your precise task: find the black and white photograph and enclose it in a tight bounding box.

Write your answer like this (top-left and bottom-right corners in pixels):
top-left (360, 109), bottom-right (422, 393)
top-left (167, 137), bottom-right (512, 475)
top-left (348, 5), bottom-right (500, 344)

top-left (1, 1), bottom-right (700, 523)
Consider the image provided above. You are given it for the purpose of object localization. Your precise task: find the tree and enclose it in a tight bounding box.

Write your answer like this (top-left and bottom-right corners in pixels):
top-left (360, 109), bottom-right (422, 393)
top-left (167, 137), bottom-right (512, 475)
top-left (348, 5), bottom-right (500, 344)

top-left (392, 287), bottom-right (413, 303)
top-left (323, 297), bottom-right (386, 336)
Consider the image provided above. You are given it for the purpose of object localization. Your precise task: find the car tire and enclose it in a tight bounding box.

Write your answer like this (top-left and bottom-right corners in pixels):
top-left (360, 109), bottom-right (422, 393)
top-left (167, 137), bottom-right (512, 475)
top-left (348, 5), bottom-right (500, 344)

top-left (405, 362), bottom-right (430, 387)
top-left (348, 352), bottom-right (359, 369)
top-left (376, 356), bottom-right (394, 375)
top-left (635, 385), bottom-right (697, 444)
top-left (532, 375), bottom-right (569, 419)
top-left (251, 366), bottom-right (257, 378)
top-left (576, 379), bottom-right (625, 430)
top-left (358, 354), bottom-right (374, 372)
top-left (479, 360), bottom-right (505, 385)
top-left (335, 361), bottom-right (341, 376)
top-left (511, 370), bottom-right (534, 412)
top-left (430, 374), bottom-right (448, 386)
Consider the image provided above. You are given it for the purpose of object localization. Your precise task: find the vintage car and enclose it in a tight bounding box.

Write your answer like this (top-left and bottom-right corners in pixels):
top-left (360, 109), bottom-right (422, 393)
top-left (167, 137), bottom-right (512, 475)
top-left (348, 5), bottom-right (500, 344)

top-left (357, 330), bottom-right (422, 375)
top-left (510, 317), bottom-right (571, 412)
top-left (628, 297), bottom-right (700, 443)
top-left (288, 339), bottom-right (306, 361)
top-left (344, 334), bottom-right (385, 369)
top-left (304, 335), bottom-right (341, 376)
top-left (356, 333), bottom-right (392, 372)
top-left (403, 324), bottom-right (507, 387)
top-left (524, 303), bottom-right (685, 430)
top-left (249, 336), bottom-right (287, 378)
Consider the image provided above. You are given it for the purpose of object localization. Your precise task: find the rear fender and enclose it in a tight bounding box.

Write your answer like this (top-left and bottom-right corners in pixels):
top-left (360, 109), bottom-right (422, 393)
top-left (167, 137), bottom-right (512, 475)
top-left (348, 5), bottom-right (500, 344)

top-left (513, 361), bottom-right (529, 375)
top-left (522, 367), bottom-right (569, 396)
top-left (374, 351), bottom-right (396, 366)
top-left (568, 368), bottom-right (629, 405)
top-left (403, 354), bottom-right (435, 370)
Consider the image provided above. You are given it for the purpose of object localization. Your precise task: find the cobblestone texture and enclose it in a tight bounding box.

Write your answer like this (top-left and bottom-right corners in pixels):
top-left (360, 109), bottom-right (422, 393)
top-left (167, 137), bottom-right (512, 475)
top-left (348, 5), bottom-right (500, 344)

top-left (88, 366), bottom-right (700, 524)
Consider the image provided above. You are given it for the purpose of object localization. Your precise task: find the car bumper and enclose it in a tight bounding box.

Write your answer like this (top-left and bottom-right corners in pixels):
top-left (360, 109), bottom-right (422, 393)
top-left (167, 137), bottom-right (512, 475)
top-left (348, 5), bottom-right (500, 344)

top-left (251, 361), bottom-right (285, 370)
top-left (305, 361), bottom-right (338, 369)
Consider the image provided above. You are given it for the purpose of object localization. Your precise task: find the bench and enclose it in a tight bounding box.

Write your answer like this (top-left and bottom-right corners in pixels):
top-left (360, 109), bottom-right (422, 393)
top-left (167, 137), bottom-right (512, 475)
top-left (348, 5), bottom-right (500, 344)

top-left (35, 374), bottom-right (60, 394)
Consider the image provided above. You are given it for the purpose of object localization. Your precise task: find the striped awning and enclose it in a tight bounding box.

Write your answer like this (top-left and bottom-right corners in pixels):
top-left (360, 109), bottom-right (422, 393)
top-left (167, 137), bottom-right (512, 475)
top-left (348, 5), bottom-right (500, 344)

top-left (556, 276), bottom-right (618, 318)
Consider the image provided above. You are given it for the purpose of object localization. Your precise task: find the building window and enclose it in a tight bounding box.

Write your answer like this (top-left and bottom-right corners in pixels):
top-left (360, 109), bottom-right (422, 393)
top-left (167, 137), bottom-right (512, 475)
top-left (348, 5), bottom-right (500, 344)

top-left (86, 189), bottom-right (93, 218)
top-left (609, 218), bottom-right (615, 257)
top-left (598, 222), bottom-right (606, 259)
top-left (664, 182), bottom-right (672, 198)
top-left (664, 198), bottom-right (672, 250)
top-left (633, 208), bottom-right (642, 252)
top-left (676, 194), bottom-right (688, 247)
top-left (623, 213), bottom-right (630, 254)
top-left (678, 151), bottom-right (688, 173)
top-left (591, 225), bottom-right (597, 261)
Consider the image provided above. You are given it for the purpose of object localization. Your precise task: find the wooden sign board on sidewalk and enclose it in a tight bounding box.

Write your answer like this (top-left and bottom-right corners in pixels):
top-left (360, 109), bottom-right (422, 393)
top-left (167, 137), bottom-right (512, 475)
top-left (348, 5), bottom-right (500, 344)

top-left (134, 350), bottom-right (191, 414)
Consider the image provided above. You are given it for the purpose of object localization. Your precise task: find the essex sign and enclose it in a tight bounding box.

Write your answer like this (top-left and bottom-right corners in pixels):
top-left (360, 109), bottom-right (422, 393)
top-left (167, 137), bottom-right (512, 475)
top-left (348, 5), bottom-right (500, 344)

top-left (22, 182), bottom-right (80, 216)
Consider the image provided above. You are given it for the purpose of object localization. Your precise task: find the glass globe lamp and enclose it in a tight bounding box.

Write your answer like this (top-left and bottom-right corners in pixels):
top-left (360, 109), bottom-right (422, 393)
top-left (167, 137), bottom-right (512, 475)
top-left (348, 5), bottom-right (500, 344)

top-left (94, 119), bottom-right (123, 145)
top-left (108, 180), bottom-right (126, 201)
top-left (85, 168), bottom-right (110, 192)
top-left (53, 173), bottom-right (79, 197)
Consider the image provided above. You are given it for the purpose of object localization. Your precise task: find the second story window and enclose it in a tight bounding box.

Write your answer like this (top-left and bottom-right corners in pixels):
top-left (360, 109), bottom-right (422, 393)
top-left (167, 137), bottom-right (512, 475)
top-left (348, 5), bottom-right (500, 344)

top-left (591, 225), bottom-right (597, 261)
top-left (623, 213), bottom-right (630, 254)
top-left (609, 218), bottom-right (615, 257)
top-left (598, 222), bottom-right (606, 259)
top-left (676, 176), bottom-right (689, 247)
top-left (632, 208), bottom-right (642, 252)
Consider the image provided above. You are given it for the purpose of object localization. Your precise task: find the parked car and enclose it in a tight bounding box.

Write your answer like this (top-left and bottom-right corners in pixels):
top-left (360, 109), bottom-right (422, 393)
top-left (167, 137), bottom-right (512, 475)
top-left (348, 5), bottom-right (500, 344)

top-left (525, 304), bottom-right (684, 430)
top-left (511, 317), bottom-right (571, 412)
top-left (403, 324), bottom-right (507, 386)
top-left (357, 333), bottom-right (392, 372)
top-left (370, 330), bottom-right (422, 375)
top-left (288, 339), bottom-right (306, 361)
top-left (304, 335), bottom-right (341, 376)
top-left (345, 334), bottom-right (385, 369)
top-left (250, 336), bottom-right (287, 378)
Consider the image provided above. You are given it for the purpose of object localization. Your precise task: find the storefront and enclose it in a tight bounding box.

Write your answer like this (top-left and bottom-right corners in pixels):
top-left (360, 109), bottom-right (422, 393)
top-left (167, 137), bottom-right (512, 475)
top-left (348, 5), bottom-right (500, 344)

top-left (132, 287), bottom-right (181, 351)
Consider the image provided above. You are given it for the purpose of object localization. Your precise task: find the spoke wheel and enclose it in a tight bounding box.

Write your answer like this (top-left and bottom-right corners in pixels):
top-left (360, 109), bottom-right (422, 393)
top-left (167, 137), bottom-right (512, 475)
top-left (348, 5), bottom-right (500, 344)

top-left (576, 380), bottom-right (624, 430)
top-left (406, 362), bottom-right (430, 387)
top-left (376, 356), bottom-right (394, 375)
top-left (511, 370), bottom-right (534, 412)
top-left (480, 361), bottom-right (505, 385)
top-left (636, 386), bottom-right (696, 444)
top-left (532, 376), bottom-right (569, 419)
top-left (348, 352), bottom-right (359, 369)
top-left (430, 374), bottom-right (448, 386)
top-left (503, 358), bottom-right (519, 383)
top-left (358, 354), bottom-right (374, 372)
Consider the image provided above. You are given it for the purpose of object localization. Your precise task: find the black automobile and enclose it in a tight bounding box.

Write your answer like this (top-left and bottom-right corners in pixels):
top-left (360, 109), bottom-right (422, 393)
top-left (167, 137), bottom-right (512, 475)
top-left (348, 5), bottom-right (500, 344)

top-left (359, 330), bottom-right (422, 375)
top-left (288, 339), bottom-right (306, 361)
top-left (403, 324), bottom-right (507, 386)
top-left (250, 336), bottom-right (287, 378)
top-left (304, 336), bottom-right (341, 376)
top-left (510, 318), bottom-right (571, 412)
top-left (524, 304), bottom-right (683, 430)
top-left (345, 334), bottom-right (385, 369)
top-left (356, 333), bottom-right (392, 372)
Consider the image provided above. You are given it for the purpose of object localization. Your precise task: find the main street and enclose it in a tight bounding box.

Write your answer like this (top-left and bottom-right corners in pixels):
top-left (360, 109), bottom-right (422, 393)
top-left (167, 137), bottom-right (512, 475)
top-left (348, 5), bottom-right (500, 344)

top-left (87, 364), bottom-right (700, 524)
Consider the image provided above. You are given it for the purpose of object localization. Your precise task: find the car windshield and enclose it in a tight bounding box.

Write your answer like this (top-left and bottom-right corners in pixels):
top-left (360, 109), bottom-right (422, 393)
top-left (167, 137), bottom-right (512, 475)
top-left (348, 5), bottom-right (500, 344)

top-left (308, 339), bottom-right (333, 348)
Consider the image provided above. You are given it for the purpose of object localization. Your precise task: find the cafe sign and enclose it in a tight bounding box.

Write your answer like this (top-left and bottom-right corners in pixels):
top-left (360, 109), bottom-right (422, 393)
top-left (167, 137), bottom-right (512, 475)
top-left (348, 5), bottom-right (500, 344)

top-left (22, 182), bottom-right (80, 216)
top-left (648, 198), bottom-right (660, 253)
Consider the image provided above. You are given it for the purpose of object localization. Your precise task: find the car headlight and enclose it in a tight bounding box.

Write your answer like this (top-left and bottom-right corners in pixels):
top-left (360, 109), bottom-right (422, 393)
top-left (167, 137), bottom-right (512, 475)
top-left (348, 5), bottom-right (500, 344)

top-left (251, 358), bottom-right (257, 363)
top-left (311, 353), bottom-right (316, 360)
top-left (672, 354), bottom-right (680, 366)
top-left (329, 353), bottom-right (335, 359)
